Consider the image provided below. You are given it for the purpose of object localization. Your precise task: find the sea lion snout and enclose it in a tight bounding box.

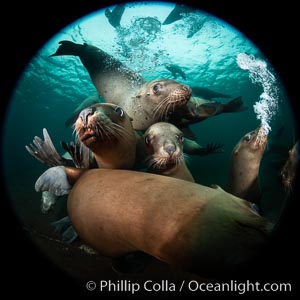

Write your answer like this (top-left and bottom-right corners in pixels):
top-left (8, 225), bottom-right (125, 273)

top-left (79, 107), bottom-right (96, 126)
top-left (164, 142), bottom-right (176, 156)
top-left (175, 84), bottom-right (192, 99)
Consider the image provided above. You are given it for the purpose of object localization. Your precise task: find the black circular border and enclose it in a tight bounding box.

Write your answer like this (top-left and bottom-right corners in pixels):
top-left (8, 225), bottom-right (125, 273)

top-left (1, 0), bottom-right (298, 297)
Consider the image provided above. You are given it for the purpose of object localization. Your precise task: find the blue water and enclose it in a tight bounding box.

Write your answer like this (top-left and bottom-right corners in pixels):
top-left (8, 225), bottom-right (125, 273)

top-left (1, 2), bottom-right (297, 236)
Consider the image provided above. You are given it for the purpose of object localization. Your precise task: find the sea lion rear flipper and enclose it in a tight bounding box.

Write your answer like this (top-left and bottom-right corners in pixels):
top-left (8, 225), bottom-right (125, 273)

top-left (222, 96), bottom-right (248, 113)
top-left (49, 40), bottom-right (84, 57)
top-left (105, 4), bottom-right (125, 28)
top-left (25, 128), bottom-right (71, 167)
top-left (35, 166), bottom-right (72, 196)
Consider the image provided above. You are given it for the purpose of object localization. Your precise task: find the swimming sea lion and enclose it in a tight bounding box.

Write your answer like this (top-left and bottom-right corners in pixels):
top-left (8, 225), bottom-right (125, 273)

top-left (190, 86), bottom-right (231, 100)
top-left (162, 4), bottom-right (193, 25)
top-left (226, 127), bottom-right (268, 204)
top-left (141, 122), bottom-right (194, 182)
top-left (104, 4), bottom-right (125, 29)
top-left (50, 41), bottom-right (192, 130)
top-left (67, 168), bottom-right (272, 277)
top-left (165, 63), bottom-right (186, 80)
top-left (73, 103), bottom-right (137, 169)
top-left (281, 141), bottom-right (299, 192)
top-left (27, 103), bottom-right (138, 195)
top-left (170, 96), bottom-right (247, 127)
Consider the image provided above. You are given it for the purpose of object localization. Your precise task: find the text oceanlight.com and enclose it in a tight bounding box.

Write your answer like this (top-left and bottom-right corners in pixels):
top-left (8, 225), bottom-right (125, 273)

top-left (85, 280), bottom-right (292, 294)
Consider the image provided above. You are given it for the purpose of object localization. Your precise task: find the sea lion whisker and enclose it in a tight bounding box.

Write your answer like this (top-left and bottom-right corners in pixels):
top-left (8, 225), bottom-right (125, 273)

top-left (156, 98), bottom-right (171, 121)
top-left (153, 96), bottom-right (170, 119)
top-left (110, 123), bottom-right (133, 141)
top-left (110, 124), bottom-right (134, 144)
top-left (164, 102), bottom-right (173, 120)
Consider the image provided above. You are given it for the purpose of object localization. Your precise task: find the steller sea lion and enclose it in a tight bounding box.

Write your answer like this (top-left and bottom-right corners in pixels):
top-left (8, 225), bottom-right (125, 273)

top-left (50, 41), bottom-right (192, 130)
top-left (30, 103), bottom-right (138, 196)
top-left (67, 168), bottom-right (273, 277)
top-left (141, 122), bottom-right (194, 182)
top-left (226, 127), bottom-right (268, 204)
top-left (73, 103), bottom-right (137, 170)
top-left (165, 63), bottom-right (186, 80)
top-left (281, 140), bottom-right (299, 192)
top-left (104, 4), bottom-right (125, 29)
top-left (170, 95), bottom-right (247, 127)
top-left (162, 4), bottom-right (193, 25)
top-left (190, 86), bottom-right (231, 100)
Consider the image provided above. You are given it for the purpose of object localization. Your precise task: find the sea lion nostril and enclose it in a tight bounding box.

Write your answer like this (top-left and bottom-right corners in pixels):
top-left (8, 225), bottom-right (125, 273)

top-left (79, 107), bottom-right (94, 125)
top-left (165, 144), bottom-right (176, 155)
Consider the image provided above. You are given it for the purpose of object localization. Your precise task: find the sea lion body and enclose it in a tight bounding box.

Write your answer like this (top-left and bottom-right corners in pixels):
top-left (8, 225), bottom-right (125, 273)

top-left (227, 127), bottom-right (268, 203)
top-left (51, 41), bottom-right (192, 130)
top-left (281, 141), bottom-right (299, 191)
top-left (190, 86), bottom-right (231, 100)
top-left (68, 169), bottom-right (272, 276)
top-left (142, 122), bottom-right (194, 182)
top-left (170, 96), bottom-right (247, 127)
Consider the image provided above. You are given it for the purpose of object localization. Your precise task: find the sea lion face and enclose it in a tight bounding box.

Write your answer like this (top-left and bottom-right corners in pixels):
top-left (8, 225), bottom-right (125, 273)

top-left (137, 79), bottom-right (192, 121)
top-left (143, 122), bottom-right (185, 171)
top-left (233, 127), bottom-right (268, 158)
top-left (74, 103), bottom-right (133, 150)
top-left (281, 141), bottom-right (299, 190)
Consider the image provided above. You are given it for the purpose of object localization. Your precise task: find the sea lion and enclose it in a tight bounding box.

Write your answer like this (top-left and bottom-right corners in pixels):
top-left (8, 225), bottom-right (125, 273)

top-left (165, 63), bottom-right (186, 80)
top-left (73, 103), bottom-right (137, 169)
top-left (141, 122), bottom-right (194, 182)
top-left (170, 96), bottom-right (247, 127)
top-left (281, 141), bottom-right (299, 192)
top-left (67, 168), bottom-right (272, 277)
top-left (226, 127), bottom-right (268, 204)
top-left (162, 4), bottom-right (193, 25)
top-left (27, 102), bottom-right (138, 192)
top-left (50, 41), bottom-right (192, 130)
top-left (104, 4), bottom-right (125, 29)
top-left (190, 86), bottom-right (231, 100)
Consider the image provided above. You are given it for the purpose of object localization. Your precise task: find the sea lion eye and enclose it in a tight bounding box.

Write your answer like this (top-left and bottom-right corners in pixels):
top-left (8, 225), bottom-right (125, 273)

top-left (115, 107), bottom-right (124, 118)
top-left (244, 134), bottom-right (252, 142)
top-left (152, 84), bottom-right (160, 94)
top-left (145, 135), bottom-right (151, 145)
top-left (177, 134), bottom-right (184, 143)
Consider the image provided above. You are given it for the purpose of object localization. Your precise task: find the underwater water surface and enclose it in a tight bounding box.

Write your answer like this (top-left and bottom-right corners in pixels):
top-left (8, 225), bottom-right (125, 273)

top-left (1, 1), bottom-right (297, 279)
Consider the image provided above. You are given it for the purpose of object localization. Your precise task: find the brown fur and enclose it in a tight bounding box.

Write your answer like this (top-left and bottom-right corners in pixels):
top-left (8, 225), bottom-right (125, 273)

top-left (142, 122), bottom-right (194, 182)
top-left (68, 169), bottom-right (272, 276)
top-left (227, 127), bottom-right (268, 203)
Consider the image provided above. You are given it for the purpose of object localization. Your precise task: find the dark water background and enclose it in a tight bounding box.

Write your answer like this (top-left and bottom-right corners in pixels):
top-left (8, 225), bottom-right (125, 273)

top-left (1, 0), bottom-right (299, 297)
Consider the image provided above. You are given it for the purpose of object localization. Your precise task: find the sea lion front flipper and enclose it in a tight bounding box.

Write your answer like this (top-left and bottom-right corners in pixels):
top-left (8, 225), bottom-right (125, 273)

top-left (35, 166), bottom-right (72, 196)
top-left (222, 96), bottom-right (248, 113)
top-left (61, 141), bottom-right (91, 168)
top-left (61, 226), bottom-right (78, 244)
top-left (51, 216), bottom-right (71, 233)
top-left (40, 191), bottom-right (57, 214)
top-left (26, 128), bottom-right (70, 167)
top-left (51, 216), bottom-right (78, 244)
top-left (184, 139), bottom-right (224, 156)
